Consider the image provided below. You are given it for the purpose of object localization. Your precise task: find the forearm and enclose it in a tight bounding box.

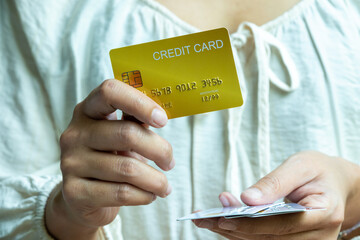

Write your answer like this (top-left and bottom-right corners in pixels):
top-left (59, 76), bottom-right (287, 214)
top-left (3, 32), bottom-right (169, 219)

top-left (45, 183), bottom-right (100, 240)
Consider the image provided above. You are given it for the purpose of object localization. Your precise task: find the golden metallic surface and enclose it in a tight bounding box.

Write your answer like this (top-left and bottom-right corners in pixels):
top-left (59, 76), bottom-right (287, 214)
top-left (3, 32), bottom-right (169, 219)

top-left (110, 28), bottom-right (243, 119)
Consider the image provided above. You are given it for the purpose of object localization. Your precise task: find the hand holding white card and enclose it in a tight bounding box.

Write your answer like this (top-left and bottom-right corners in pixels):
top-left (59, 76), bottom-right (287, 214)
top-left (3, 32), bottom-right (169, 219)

top-left (177, 202), bottom-right (323, 221)
top-left (190, 152), bottom-right (359, 239)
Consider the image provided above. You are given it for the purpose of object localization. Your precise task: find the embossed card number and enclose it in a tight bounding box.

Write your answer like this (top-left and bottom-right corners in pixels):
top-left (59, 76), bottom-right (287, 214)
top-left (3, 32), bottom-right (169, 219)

top-left (109, 28), bottom-right (243, 119)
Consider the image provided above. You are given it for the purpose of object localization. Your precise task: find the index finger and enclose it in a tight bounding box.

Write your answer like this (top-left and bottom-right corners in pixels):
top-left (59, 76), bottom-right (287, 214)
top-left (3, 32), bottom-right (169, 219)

top-left (240, 151), bottom-right (322, 206)
top-left (81, 79), bottom-right (168, 128)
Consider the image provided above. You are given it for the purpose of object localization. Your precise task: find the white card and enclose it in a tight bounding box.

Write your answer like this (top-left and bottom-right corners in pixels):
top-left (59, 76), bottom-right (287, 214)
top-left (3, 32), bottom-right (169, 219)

top-left (177, 203), bottom-right (279, 221)
top-left (177, 202), bottom-right (324, 221)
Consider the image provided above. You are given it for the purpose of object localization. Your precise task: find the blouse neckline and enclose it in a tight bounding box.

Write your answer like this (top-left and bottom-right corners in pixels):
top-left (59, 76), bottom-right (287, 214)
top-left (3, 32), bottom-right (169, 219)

top-left (137, 0), bottom-right (316, 35)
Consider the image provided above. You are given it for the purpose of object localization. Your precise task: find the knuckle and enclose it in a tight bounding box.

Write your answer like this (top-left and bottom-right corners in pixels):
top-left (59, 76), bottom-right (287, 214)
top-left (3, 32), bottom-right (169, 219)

top-left (131, 93), bottom-right (146, 111)
top-left (162, 141), bottom-right (173, 161)
top-left (139, 193), bottom-right (154, 206)
top-left (156, 173), bottom-right (168, 195)
top-left (115, 184), bottom-right (131, 205)
top-left (287, 151), bottom-right (320, 164)
top-left (99, 79), bottom-right (116, 94)
top-left (144, 195), bottom-right (154, 205)
top-left (60, 127), bottom-right (80, 150)
top-left (60, 155), bottom-right (75, 175)
top-left (286, 152), bottom-right (302, 164)
top-left (62, 179), bottom-right (81, 205)
top-left (260, 175), bottom-right (282, 193)
top-left (156, 139), bottom-right (173, 168)
top-left (117, 158), bottom-right (139, 178)
top-left (118, 123), bottom-right (139, 147)
top-left (286, 152), bottom-right (318, 178)
top-left (328, 212), bottom-right (344, 228)
top-left (73, 102), bottom-right (83, 116)
top-left (98, 79), bottom-right (116, 103)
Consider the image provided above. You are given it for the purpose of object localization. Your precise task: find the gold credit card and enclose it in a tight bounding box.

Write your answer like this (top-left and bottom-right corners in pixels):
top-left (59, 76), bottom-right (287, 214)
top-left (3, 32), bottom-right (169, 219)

top-left (109, 28), bottom-right (243, 119)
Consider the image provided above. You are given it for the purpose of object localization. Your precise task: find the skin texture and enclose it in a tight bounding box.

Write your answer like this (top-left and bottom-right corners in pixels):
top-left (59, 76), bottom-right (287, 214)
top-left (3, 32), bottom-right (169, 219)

top-left (156, 0), bottom-right (302, 33)
top-left (193, 151), bottom-right (360, 239)
top-left (45, 80), bottom-right (175, 239)
top-left (44, 1), bottom-right (360, 239)
top-left (153, 1), bottom-right (360, 238)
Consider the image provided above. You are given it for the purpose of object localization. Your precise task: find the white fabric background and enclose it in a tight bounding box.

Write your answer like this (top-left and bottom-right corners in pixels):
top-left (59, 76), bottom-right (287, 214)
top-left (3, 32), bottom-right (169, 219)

top-left (0, 0), bottom-right (359, 239)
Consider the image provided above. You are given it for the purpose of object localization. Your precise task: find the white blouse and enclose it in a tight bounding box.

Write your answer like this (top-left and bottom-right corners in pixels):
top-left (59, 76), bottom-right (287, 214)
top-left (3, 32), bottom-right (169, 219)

top-left (0, 0), bottom-right (359, 239)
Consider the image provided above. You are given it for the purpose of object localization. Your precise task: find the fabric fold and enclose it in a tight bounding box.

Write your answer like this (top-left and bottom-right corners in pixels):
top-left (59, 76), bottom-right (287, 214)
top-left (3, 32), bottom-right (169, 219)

top-left (226, 22), bottom-right (300, 196)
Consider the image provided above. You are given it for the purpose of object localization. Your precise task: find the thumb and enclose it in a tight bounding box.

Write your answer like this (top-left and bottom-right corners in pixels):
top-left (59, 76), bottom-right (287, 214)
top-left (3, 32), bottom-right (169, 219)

top-left (241, 155), bottom-right (317, 206)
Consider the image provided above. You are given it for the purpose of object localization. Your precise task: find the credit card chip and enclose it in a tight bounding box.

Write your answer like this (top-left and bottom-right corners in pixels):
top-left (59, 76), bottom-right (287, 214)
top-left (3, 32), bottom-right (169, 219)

top-left (122, 70), bottom-right (143, 88)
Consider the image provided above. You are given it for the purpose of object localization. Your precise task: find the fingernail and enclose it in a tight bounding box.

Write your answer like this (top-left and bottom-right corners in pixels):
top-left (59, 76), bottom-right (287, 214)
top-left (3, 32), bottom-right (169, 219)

top-left (151, 108), bottom-right (168, 127)
top-left (165, 184), bottom-right (172, 196)
top-left (199, 220), bottom-right (212, 229)
top-left (219, 221), bottom-right (237, 230)
top-left (168, 158), bottom-right (176, 170)
top-left (219, 195), bottom-right (230, 207)
top-left (243, 188), bottom-right (262, 200)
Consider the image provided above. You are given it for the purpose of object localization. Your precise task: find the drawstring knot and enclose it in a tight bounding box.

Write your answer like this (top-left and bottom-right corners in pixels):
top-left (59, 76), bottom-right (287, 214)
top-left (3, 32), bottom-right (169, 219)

top-left (225, 22), bottom-right (300, 196)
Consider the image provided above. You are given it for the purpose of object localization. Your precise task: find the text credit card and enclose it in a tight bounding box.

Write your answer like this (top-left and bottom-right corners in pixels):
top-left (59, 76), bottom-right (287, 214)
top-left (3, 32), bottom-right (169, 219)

top-left (109, 28), bottom-right (243, 119)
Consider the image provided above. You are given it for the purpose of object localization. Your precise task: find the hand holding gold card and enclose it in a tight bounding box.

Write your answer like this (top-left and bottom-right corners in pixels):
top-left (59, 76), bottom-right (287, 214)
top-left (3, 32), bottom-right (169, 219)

top-left (110, 28), bottom-right (243, 119)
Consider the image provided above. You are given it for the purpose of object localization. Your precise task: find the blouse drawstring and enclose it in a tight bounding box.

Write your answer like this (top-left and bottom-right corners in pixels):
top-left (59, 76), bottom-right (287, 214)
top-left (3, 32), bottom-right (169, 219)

top-left (226, 22), bottom-right (300, 196)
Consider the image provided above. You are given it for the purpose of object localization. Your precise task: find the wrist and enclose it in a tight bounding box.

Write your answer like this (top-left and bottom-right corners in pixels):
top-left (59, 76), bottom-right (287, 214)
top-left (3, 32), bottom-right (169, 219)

top-left (45, 183), bottom-right (100, 240)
